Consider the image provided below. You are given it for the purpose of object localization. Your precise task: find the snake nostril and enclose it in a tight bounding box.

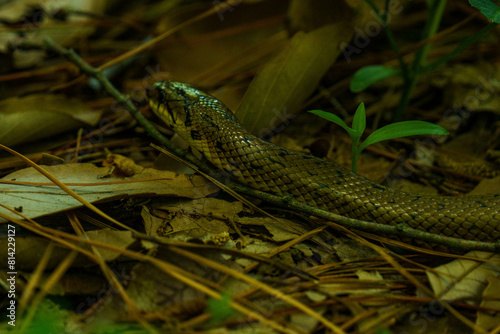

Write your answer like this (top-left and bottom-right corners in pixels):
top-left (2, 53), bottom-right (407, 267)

top-left (145, 86), bottom-right (154, 99)
top-left (146, 86), bottom-right (163, 103)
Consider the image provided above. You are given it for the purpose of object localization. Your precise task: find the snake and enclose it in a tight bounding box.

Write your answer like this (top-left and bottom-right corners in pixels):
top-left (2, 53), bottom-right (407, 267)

top-left (147, 80), bottom-right (500, 246)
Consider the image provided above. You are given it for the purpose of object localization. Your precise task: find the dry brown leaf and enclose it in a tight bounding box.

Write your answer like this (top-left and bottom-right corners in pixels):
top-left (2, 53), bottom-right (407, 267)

top-left (0, 230), bottom-right (134, 272)
top-left (230, 237), bottom-right (279, 267)
top-left (0, 230), bottom-right (134, 295)
top-left (0, 94), bottom-right (102, 147)
top-left (167, 215), bottom-right (229, 240)
top-left (144, 198), bottom-right (238, 242)
top-left (290, 311), bottom-right (326, 333)
top-left (0, 163), bottom-right (217, 223)
top-left (142, 206), bottom-right (168, 241)
top-left (425, 251), bottom-right (500, 304)
top-left (0, 0), bottom-right (104, 68)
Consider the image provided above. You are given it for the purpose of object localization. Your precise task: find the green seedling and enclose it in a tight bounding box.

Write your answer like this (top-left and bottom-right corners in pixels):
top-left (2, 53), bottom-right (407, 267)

top-left (207, 293), bottom-right (236, 325)
top-left (309, 103), bottom-right (449, 173)
top-left (350, 0), bottom-right (498, 119)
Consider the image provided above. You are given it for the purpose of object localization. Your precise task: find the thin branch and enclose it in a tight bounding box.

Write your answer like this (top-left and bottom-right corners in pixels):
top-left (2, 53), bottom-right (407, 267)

top-left (230, 183), bottom-right (500, 253)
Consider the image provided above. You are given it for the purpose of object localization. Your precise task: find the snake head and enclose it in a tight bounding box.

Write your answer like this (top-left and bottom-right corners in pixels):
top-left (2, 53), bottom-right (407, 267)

top-left (147, 80), bottom-right (238, 137)
top-left (146, 80), bottom-right (203, 129)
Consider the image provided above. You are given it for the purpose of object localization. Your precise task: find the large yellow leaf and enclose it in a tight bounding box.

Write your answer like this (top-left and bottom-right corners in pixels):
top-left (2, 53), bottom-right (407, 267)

top-left (236, 22), bottom-right (351, 137)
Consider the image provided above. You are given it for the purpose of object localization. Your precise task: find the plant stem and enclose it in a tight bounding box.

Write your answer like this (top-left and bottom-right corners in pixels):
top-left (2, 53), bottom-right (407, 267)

top-left (395, 0), bottom-right (447, 120)
top-left (364, 0), bottom-right (409, 81)
top-left (351, 136), bottom-right (360, 173)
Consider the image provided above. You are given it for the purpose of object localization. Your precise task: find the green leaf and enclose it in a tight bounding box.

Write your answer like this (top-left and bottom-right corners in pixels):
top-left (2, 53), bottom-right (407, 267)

top-left (350, 65), bottom-right (401, 92)
top-left (359, 121), bottom-right (449, 151)
top-left (24, 298), bottom-right (68, 334)
top-left (309, 109), bottom-right (354, 136)
top-left (469, 0), bottom-right (500, 23)
top-left (207, 294), bottom-right (236, 324)
top-left (352, 103), bottom-right (366, 134)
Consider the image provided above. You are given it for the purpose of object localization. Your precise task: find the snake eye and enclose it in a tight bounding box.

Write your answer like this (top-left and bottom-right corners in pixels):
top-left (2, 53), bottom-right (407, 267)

top-left (158, 87), bottom-right (167, 104)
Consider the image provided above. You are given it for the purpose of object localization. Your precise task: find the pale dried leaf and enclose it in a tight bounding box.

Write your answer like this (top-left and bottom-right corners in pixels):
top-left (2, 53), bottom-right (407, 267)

top-left (230, 237), bottom-right (277, 267)
top-left (142, 206), bottom-right (168, 241)
top-left (168, 215), bottom-right (229, 240)
top-left (305, 290), bottom-right (327, 303)
top-left (0, 0), bottom-right (105, 67)
top-left (425, 251), bottom-right (500, 304)
top-left (103, 154), bottom-right (144, 176)
top-left (290, 311), bottom-right (324, 333)
top-left (0, 163), bottom-right (217, 223)
top-left (476, 275), bottom-right (500, 331)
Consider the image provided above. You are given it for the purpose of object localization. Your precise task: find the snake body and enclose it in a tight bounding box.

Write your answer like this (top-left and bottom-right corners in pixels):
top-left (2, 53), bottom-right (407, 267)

top-left (147, 80), bottom-right (500, 244)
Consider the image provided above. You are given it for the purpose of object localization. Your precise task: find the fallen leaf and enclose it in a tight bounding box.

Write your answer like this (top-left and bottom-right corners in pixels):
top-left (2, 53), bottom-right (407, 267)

top-left (476, 275), bottom-right (500, 331)
top-left (0, 94), bottom-right (102, 146)
top-left (0, 163), bottom-right (217, 223)
top-left (237, 22), bottom-right (351, 136)
top-left (146, 198), bottom-right (237, 242)
top-left (425, 251), bottom-right (500, 304)
top-left (0, 1), bottom-right (104, 68)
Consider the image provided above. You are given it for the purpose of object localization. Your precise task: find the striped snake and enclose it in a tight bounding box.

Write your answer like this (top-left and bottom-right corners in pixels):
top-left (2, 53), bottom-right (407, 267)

top-left (147, 80), bottom-right (500, 247)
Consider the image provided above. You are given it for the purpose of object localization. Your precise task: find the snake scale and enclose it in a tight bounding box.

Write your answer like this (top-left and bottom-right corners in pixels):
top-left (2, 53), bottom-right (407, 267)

top-left (147, 80), bottom-right (500, 246)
